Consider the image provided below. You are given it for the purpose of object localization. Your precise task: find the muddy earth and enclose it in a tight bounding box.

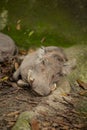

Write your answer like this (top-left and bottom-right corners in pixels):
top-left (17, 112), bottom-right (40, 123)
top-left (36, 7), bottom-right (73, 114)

top-left (0, 44), bottom-right (87, 130)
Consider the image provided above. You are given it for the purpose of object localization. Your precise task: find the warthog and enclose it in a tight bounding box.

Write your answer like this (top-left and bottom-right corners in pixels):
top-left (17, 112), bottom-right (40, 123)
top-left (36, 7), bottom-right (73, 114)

top-left (13, 46), bottom-right (67, 96)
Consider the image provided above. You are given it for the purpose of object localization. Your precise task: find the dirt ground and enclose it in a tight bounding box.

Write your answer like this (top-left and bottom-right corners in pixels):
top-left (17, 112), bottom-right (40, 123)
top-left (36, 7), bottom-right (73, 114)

top-left (0, 58), bottom-right (42, 129)
top-left (0, 57), bottom-right (87, 130)
top-left (0, 83), bottom-right (43, 130)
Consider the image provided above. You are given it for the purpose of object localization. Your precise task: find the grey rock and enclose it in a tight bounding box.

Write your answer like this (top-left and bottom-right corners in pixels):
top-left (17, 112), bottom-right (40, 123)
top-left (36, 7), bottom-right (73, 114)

top-left (0, 33), bottom-right (18, 62)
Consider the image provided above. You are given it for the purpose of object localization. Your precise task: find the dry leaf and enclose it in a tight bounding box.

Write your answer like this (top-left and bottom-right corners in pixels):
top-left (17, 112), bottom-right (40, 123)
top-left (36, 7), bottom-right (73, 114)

top-left (62, 126), bottom-right (69, 130)
top-left (16, 23), bottom-right (21, 30)
top-left (41, 37), bottom-right (46, 43)
top-left (77, 79), bottom-right (87, 90)
top-left (28, 48), bottom-right (35, 54)
top-left (16, 19), bottom-right (21, 30)
top-left (19, 49), bottom-right (27, 55)
top-left (31, 118), bottom-right (40, 130)
top-left (79, 90), bottom-right (87, 95)
top-left (0, 76), bottom-right (8, 82)
top-left (73, 123), bottom-right (84, 128)
top-left (17, 19), bottom-right (21, 24)
top-left (51, 128), bottom-right (56, 130)
top-left (6, 111), bottom-right (20, 117)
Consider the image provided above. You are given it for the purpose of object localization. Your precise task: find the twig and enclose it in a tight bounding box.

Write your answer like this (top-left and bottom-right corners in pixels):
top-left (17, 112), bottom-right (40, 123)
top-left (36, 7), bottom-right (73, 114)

top-left (62, 97), bottom-right (74, 108)
top-left (15, 97), bottom-right (38, 105)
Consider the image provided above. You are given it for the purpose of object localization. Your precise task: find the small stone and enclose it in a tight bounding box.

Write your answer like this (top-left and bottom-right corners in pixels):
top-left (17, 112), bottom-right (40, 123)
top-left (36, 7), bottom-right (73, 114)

top-left (52, 123), bottom-right (58, 128)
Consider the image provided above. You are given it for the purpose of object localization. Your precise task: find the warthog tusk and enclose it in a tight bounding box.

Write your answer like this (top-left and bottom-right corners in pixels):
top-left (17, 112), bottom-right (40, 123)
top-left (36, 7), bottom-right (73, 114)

top-left (51, 83), bottom-right (57, 92)
top-left (29, 77), bottom-right (34, 82)
top-left (28, 69), bottom-right (32, 80)
top-left (29, 77), bottom-right (35, 86)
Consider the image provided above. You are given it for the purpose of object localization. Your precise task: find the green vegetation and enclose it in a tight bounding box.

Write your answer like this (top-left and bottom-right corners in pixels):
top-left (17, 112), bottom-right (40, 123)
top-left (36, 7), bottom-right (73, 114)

top-left (2, 26), bottom-right (75, 49)
top-left (0, 0), bottom-right (87, 49)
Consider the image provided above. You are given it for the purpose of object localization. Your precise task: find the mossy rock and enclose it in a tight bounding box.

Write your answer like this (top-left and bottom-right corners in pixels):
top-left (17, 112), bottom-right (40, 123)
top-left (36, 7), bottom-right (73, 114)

top-left (12, 111), bottom-right (34, 130)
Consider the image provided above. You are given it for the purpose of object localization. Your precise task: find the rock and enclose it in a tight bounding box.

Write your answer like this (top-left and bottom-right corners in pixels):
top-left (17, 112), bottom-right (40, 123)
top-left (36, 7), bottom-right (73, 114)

top-left (56, 77), bottom-right (71, 95)
top-left (0, 33), bottom-right (18, 62)
top-left (13, 46), bottom-right (67, 96)
top-left (62, 58), bottom-right (76, 75)
top-left (65, 44), bottom-right (87, 84)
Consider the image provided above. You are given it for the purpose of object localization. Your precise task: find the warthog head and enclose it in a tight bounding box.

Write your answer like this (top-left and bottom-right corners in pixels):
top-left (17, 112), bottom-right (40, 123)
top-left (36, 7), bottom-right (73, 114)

top-left (27, 46), bottom-right (67, 96)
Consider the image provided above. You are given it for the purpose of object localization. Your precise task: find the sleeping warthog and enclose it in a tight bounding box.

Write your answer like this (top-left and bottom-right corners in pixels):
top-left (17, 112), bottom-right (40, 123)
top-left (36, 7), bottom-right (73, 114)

top-left (13, 46), bottom-right (67, 96)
